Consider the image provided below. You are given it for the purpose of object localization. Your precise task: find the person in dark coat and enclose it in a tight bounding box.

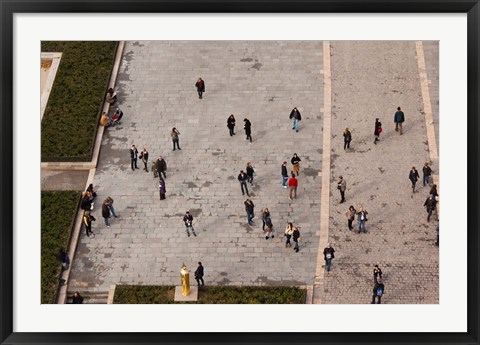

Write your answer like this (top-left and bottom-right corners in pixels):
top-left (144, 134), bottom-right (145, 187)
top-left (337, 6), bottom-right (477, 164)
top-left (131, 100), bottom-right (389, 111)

top-left (424, 195), bottom-right (437, 222)
top-left (430, 184), bottom-right (439, 198)
top-left (345, 205), bottom-right (356, 231)
top-left (80, 192), bottom-right (93, 211)
top-left (291, 153), bottom-right (301, 176)
top-left (171, 128), bottom-right (181, 151)
top-left (57, 249), bottom-right (70, 270)
top-left (373, 264), bottom-right (383, 283)
top-left (262, 208), bottom-right (270, 231)
top-left (83, 211), bottom-right (96, 237)
top-left (194, 262), bottom-right (205, 285)
top-left (289, 107), bottom-right (302, 132)
top-left (323, 243), bottom-right (335, 272)
top-left (155, 156), bottom-right (167, 179)
top-left (394, 106), bottom-right (405, 135)
top-left (195, 77), bottom-right (205, 99)
top-left (227, 114), bottom-right (236, 136)
top-left (409, 166), bottom-right (420, 193)
top-left (374, 118), bottom-right (382, 144)
top-left (264, 214), bottom-right (275, 239)
top-left (139, 147), bottom-right (149, 172)
top-left (284, 222), bottom-right (294, 248)
top-left (281, 161), bottom-right (289, 188)
top-left (238, 170), bottom-right (250, 196)
top-left (183, 211), bottom-right (196, 237)
top-left (371, 278), bottom-right (385, 304)
top-left (72, 291), bottom-right (84, 304)
top-left (292, 226), bottom-right (301, 252)
top-left (246, 162), bottom-right (254, 185)
top-left (86, 184), bottom-right (97, 200)
top-left (343, 128), bottom-right (352, 150)
top-left (244, 198), bottom-right (255, 225)
top-left (423, 162), bottom-right (432, 186)
top-left (159, 177), bottom-right (166, 200)
top-left (101, 201), bottom-right (111, 227)
top-left (243, 118), bottom-right (252, 143)
top-left (337, 175), bottom-right (346, 203)
top-left (130, 144), bottom-right (139, 171)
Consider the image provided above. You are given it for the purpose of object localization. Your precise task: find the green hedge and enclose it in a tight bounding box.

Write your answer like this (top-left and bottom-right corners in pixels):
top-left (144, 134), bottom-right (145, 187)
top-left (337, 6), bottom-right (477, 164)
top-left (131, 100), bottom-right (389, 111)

top-left (41, 191), bottom-right (81, 304)
top-left (41, 41), bottom-right (117, 162)
top-left (114, 285), bottom-right (306, 304)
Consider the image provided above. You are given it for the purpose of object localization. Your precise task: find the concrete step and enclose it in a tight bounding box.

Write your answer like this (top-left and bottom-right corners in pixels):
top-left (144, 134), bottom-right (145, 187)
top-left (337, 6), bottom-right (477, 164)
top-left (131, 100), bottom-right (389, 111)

top-left (66, 290), bottom-right (109, 304)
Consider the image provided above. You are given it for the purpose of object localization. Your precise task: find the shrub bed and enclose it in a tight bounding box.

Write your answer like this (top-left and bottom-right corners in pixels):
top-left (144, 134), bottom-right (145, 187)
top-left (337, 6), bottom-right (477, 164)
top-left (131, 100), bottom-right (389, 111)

top-left (41, 41), bottom-right (117, 162)
top-left (113, 285), bottom-right (306, 304)
top-left (41, 191), bottom-right (81, 304)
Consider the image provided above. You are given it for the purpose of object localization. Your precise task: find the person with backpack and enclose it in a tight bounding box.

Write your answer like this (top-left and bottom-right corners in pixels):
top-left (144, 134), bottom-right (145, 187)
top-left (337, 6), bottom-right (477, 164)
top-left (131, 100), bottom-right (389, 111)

top-left (289, 107), bottom-right (302, 132)
top-left (371, 277), bottom-right (385, 304)
top-left (195, 77), bottom-right (205, 99)
top-left (394, 106), bottom-right (405, 135)
top-left (323, 243), bottom-right (335, 272)
top-left (409, 166), bottom-right (420, 193)
top-left (374, 118), bottom-right (382, 144)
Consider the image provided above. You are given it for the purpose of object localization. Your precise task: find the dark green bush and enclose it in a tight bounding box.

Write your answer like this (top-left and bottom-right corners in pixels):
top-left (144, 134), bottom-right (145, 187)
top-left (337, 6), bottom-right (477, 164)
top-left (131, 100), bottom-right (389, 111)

top-left (113, 285), bottom-right (306, 304)
top-left (41, 41), bottom-right (117, 162)
top-left (41, 191), bottom-right (81, 304)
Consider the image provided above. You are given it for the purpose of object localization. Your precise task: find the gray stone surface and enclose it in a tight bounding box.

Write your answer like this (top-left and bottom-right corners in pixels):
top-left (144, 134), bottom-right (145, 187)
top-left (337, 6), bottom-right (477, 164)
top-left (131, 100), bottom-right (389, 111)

top-left (41, 169), bottom-right (89, 191)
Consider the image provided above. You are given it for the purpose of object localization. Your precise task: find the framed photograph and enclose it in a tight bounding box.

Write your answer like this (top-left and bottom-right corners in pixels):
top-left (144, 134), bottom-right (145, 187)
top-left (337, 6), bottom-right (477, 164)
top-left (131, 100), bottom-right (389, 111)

top-left (1, 1), bottom-right (478, 344)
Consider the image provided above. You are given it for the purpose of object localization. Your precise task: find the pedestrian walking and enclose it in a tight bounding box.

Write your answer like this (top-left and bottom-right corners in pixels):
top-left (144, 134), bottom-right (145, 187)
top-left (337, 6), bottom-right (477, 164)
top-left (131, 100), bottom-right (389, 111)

top-left (139, 147), bottom-right (149, 172)
top-left (424, 194), bottom-right (437, 222)
top-left (246, 162), bottom-right (255, 185)
top-left (244, 198), bottom-right (255, 225)
top-left (373, 264), bottom-right (383, 283)
top-left (183, 211), bottom-right (196, 237)
top-left (323, 243), bottom-right (335, 272)
top-left (155, 156), bottom-right (167, 179)
top-left (343, 127), bottom-right (352, 150)
top-left (244, 118), bottom-right (252, 143)
top-left (83, 211), bottom-right (96, 237)
top-left (105, 196), bottom-right (117, 218)
top-left (130, 144), bottom-right (139, 171)
top-left (357, 207), bottom-right (368, 233)
top-left (72, 291), bottom-right (84, 304)
top-left (409, 166), bottom-right (420, 193)
top-left (284, 222), bottom-right (294, 248)
top-left (159, 177), bottom-right (166, 200)
top-left (289, 107), bottom-right (302, 132)
top-left (195, 77), bottom-right (205, 99)
top-left (238, 170), bottom-right (250, 196)
top-left (171, 127), bottom-right (181, 151)
top-left (422, 162), bottom-right (432, 186)
top-left (288, 173), bottom-right (298, 200)
top-left (345, 205), bottom-right (356, 230)
top-left (371, 278), bottom-right (385, 304)
top-left (101, 201), bottom-right (111, 227)
top-left (374, 118), bottom-right (382, 144)
top-left (262, 208), bottom-right (270, 231)
top-left (394, 106), bottom-right (405, 135)
top-left (281, 161), bottom-right (289, 188)
top-left (227, 114), bottom-right (236, 136)
top-left (430, 184), bottom-right (439, 198)
top-left (291, 153), bottom-right (301, 176)
top-left (194, 262), bottom-right (205, 285)
top-left (292, 226), bottom-right (301, 252)
top-left (264, 214), bottom-right (275, 239)
top-left (337, 175), bottom-right (346, 203)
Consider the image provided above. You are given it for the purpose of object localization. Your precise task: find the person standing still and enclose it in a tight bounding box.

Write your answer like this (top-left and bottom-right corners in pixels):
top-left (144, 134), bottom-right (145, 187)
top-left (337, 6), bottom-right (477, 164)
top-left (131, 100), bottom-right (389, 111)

top-left (194, 262), bottom-right (205, 285)
top-left (357, 207), bottom-right (368, 233)
top-left (244, 198), bottom-right (255, 225)
top-left (83, 211), bottom-right (96, 237)
top-left (72, 292), bottom-right (84, 304)
top-left (284, 222), bottom-right (294, 248)
top-left (289, 107), bottom-right (302, 132)
top-left (130, 144), bottom-right (139, 171)
top-left (244, 118), bottom-right (252, 143)
top-left (105, 197), bottom-right (117, 218)
top-left (423, 162), bottom-right (432, 186)
top-left (337, 176), bottom-right (346, 203)
top-left (288, 173), bottom-right (298, 200)
top-left (323, 243), bottom-right (335, 272)
top-left (183, 211), bottom-right (196, 237)
top-left (227, 114), bottom-right (236, 136)
top-left (345, 205), bottom-right (356, 231)
top-left (343, 128), bottom-right (352, 150)
top-left (409, 166), bottom-right (420, 193)
top-left (394, 106), bottom-right (405, 135)
top-left (281, 161), bottom-right (289, 188)
top-left (262, 208), bottom-right (270, 231)
top-left (374, 118), bottom-right (382, 144)
top-left (264, 214), bottom-right (275, 239)
top-left (292, 226), bottom-right (301, 252)
top-left (373, 264), bottom-right (383, 283)
top-left (102, 201), bottom-right (111, 228)
top-left (156, 156), bottom-right (167, 179)
top-left (238, 170), bottom-right (250, 196)
top-left (139, 147), bottom-right (149, 172)
top-left (195, 77), bottom-right (205, 99)
top-left (246, 162), bottom-right (255, 185)
top-left (291, 153), bottom-right (301, 176)
top-left (371, 278), bottom-right (385, 304)
top-left (159, 177), bottom-right (166, 200)
top-left (171, 127), bottom-right (181, 151)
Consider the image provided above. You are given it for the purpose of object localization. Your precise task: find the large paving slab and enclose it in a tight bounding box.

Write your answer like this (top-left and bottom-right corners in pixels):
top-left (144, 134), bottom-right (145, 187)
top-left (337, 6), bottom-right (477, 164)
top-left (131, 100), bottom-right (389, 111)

top-left (68, 41), bottom-right (325, 291)
top-left (317, 41), bottom-right (439, 304)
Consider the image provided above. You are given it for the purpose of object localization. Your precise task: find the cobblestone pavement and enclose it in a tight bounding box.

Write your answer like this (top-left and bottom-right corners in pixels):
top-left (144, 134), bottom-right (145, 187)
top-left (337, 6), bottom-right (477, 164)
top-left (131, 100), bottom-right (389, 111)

top-left (318, 41), bottom-right (439, 304)
top-left (68, 41), bottom-right (439, 304)
top-left (68, 41), bottom-right (325, 291)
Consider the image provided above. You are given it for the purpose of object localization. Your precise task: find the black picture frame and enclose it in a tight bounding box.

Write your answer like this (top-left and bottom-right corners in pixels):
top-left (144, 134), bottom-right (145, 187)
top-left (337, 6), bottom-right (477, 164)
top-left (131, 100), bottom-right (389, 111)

top-left (1, 1), bottom-right (479, 344)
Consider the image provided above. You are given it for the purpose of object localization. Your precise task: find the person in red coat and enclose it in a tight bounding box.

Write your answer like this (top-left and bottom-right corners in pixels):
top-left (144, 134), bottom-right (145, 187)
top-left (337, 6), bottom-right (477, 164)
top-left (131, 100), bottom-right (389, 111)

top-left (288, 174), bottom-right (298, 200)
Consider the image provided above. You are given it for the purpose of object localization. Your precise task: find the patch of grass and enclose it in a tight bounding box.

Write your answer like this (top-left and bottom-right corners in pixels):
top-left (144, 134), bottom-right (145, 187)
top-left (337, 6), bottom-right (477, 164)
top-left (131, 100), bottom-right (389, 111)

top-left (41, 41), bottom-right (117, 162)
top-left (113, 285), bottom-right (306, 304)
top-left (41, 191), bottom-right (81, 304)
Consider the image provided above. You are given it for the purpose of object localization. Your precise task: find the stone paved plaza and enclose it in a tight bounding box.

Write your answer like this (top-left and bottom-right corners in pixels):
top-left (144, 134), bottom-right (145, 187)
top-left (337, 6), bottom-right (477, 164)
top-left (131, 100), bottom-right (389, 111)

top-left (68, 41), bottom-right (439, 304)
